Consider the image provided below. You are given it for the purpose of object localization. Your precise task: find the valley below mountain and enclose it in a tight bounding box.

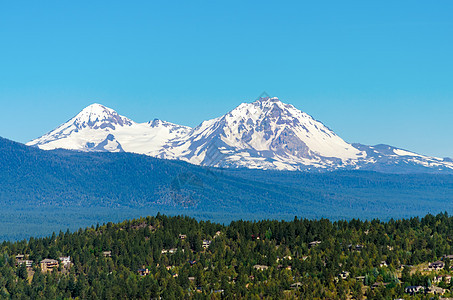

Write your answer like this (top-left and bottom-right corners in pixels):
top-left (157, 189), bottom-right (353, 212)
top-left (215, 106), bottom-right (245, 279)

top-left (1, 136), bottom-right (453, 240)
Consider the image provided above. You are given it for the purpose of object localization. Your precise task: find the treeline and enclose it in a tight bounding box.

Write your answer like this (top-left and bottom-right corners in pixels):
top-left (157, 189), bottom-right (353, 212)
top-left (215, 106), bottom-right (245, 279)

top-left (1, 213), bottom-right (453, 299)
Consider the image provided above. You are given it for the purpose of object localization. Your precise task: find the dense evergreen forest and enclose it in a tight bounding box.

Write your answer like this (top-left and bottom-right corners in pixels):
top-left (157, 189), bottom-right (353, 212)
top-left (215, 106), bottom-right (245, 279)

top-left (1, 136), bottom-right (453, 241)
top-left (1, 213), bottom-right (453, 299)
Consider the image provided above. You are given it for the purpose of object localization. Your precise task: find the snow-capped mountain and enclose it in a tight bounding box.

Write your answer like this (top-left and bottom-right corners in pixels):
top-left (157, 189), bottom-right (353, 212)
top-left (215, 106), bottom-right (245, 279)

top-left (156, 97), bottom-right (453, 172)
top-left (27, 98), bottom-right (453, 173)
top-left (27, 103), bottom-right (191, 155)
top-left (157, 97), bottom-right (366, 170)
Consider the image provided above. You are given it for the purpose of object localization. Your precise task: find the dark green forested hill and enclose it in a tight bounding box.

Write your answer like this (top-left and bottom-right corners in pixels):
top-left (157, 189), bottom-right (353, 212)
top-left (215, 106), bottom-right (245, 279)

top-left (2, 213), bottom-right (453, 299)
top-left (1, 136), bottom-right (453, 240)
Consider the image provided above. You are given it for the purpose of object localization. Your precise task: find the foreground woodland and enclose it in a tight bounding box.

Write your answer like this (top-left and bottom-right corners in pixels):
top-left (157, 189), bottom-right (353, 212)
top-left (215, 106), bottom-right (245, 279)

top-left (1, 213), bottom-right (453, 299)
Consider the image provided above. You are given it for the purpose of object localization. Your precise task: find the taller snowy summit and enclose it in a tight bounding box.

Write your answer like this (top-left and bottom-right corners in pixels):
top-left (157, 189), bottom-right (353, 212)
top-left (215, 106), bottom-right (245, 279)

top-left (158, 96), bottom-right (365, 170)
top-left (222, 96), bottom-right (362, 160)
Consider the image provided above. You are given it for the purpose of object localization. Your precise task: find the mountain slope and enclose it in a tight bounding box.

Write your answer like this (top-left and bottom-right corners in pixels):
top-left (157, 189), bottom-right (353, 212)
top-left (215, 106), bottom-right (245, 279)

top-left (158, 97), bottom-right (366, 170)
top-left (353, 143), bottom-right (453, 174)
top-left (27, 103), bottom-right (191, 155)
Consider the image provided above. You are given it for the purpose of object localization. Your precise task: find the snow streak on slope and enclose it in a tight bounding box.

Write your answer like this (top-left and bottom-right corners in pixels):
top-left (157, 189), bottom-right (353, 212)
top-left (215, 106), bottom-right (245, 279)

top-left (353, 144), bottom-right (453, 173)
top-left (27, 104), bottom-right (191, 155)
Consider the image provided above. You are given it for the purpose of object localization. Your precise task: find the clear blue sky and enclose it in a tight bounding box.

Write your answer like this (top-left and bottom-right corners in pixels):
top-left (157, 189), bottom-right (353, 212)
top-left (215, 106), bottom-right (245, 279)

top-left (1, 1), bottom-right (452, 158)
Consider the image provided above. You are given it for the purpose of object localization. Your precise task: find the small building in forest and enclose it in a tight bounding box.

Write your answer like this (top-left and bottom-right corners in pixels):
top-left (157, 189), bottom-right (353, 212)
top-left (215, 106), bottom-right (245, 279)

top-left (137, 268), bottom-right (149, 276)
top-left (308, 241), bottom-right (321, 248)
top-left (339, 271), bottom-right (350, 279)
top-left (40, 259), bottom-right (58, 272)
top-left (405, 285), bottom-right (424, 294)
top-left (429, 261), bottom-right (445, 270)
top-left (371, 282), bottom-right (389, 290)
top-left (59, 256), bottom-right (71, 267)
top-left (161, 248), bottom-right (178, 254)
top-left (426, 285), bottom-right (445, 295)
top-left (290, 282), bottom-right (302, 289)
top-left (202, 240), bottom-right (212, 249)
top-left (253, 265), bottom-right (269, 271)
top-left (434, 274), bottom-right (452, 284)
top-left (17, 259), bottom-right (33, 267)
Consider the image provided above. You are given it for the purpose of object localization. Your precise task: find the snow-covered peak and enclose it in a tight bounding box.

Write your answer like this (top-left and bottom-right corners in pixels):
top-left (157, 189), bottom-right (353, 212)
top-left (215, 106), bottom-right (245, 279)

top-left (226, 96), bottom-right (310, 125)
top-left (147, 118), bottom-right (167, 128)
top-left (72, 103), bottom-right (133, 130)
top-left (27, 103), bottom-right (192, 155)
top-left (217, 96), bottom-right (354, 157)
top-left (81, 103), bottom-right (111, 113)
top-left (255, 96), bottom-right (281, 103)
top-left (147, 118), bottom-right (190, 130)
top-left (159, 96), bottom-right (365, 169)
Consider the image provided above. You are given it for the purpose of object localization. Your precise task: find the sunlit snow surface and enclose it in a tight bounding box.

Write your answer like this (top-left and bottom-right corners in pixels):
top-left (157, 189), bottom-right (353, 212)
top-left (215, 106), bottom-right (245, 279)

top-left (27, 99), bottom-right (453, 172)
top-left (27, 104), bottom-right (191, 155)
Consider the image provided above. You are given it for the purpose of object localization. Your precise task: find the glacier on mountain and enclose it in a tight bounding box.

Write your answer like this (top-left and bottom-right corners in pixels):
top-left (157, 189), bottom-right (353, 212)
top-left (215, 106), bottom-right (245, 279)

top-left (27, 103), bottom-right (191, 155)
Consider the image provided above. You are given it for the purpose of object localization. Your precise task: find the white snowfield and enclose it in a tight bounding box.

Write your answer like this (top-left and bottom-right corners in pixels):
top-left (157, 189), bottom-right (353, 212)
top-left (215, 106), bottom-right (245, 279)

top-left (27, 103), bottom-right (191, 155)
top-left (27, 98), bottom-right (453, 172)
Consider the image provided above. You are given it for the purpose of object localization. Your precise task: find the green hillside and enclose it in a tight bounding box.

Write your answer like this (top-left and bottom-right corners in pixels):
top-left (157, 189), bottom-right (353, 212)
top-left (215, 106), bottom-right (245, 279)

top-left (1, 213), bottom-right (453, 299)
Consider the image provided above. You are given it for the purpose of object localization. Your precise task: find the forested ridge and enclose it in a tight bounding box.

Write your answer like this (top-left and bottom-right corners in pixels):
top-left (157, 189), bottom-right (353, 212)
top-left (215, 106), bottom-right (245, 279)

top-left (1, 213), bottom-right (453, 299)
top-left (1, 136), bottom-right (453, 242)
